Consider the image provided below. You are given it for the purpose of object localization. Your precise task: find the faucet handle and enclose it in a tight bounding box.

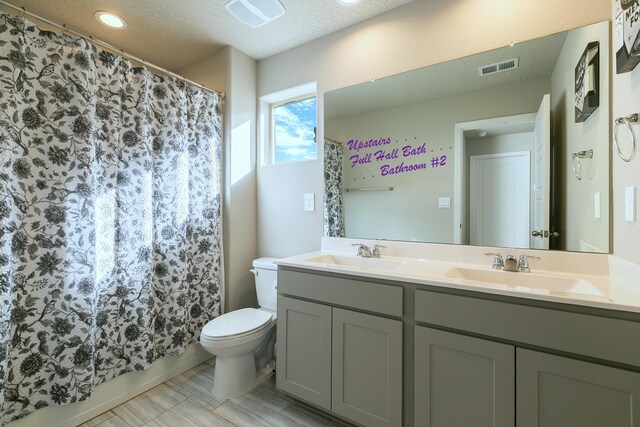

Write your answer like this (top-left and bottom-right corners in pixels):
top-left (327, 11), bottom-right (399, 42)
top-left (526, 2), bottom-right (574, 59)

top-left (518, 255), bottom-right (541, 272)
top-left (351, 243), bottom-right (371, 257)
top-left (372, 244), bottom-right (386, 258)
top-left (484, 252), bottom-right (504, 270)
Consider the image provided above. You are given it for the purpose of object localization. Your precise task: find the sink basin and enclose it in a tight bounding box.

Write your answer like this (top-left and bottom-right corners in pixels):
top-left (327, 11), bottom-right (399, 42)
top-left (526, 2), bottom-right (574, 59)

top-left (305, 254), bottom-right (405, 271)
top-left (445, 267), bottom-right (606, 297)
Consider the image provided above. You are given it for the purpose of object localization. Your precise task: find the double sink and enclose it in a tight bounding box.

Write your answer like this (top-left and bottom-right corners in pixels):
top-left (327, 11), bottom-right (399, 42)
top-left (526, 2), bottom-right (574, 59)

top-left (303, 254), bottom-right (607, 300)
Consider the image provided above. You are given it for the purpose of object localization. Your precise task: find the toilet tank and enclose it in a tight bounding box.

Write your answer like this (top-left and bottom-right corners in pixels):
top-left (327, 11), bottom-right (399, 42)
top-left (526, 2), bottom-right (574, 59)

top-left (252, 257), bottom-right (279, 312)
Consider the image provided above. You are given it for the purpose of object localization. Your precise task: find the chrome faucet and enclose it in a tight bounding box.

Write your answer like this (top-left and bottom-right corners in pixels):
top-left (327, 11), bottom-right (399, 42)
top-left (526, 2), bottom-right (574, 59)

top-left (484, 253), bottom-right (504, 270)
top-left (504, 255), bottom-right (518, 272)
top-left (352, 243), bottom-right (373, 258)
top-left (351, 243), bottom-right (386, 258)
top-left (493, 253), bottom-right (541, 272)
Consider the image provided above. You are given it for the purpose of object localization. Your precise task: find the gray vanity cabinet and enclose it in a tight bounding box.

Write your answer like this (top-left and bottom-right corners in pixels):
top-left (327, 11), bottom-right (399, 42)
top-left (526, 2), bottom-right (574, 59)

top-left (279, 268), bottom-right (640, 426)
top-left (276, 296), bottom-right (332, 409)
top-left (414, 326), bottom-right (515, 427)
top-left (277, 269), bottom-right (404, 426)
top-left (332, 308), bottom-right (402, 427)
top-left (516, 349), bottom-right (640, 427)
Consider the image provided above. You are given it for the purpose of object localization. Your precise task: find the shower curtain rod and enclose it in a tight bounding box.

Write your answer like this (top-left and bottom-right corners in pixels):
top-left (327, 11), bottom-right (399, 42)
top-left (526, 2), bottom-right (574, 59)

top-left (0, 1), bottom-right (226, 100)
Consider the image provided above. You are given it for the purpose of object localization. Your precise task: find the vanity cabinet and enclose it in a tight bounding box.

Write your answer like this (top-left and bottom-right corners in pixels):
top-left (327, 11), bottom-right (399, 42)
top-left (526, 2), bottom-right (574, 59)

top-left (516, 349), bottom-right (640, 427)
top-left (414, 327), bottom-right (515, 427)
top-left (414, 289), bottom-right (640, 427)
top-left (277, 266), bottom-right (640, 427)
top-left (276, 271), bottom-right (403, 427)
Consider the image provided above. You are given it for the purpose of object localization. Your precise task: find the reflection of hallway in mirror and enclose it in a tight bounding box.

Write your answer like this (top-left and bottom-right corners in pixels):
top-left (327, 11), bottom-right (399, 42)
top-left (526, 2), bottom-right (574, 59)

top-left (455, 96), bottom-right (550, 250)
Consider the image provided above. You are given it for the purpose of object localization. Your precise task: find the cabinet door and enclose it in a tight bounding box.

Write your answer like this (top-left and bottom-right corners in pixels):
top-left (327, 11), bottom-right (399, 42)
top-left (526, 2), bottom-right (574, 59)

top-left (332, 308), bottom-right (402, 427)
top-left (517, 349), bottom-right (640, 427)
top-left (414, 326), bottom-right (515, 427)
top-left (276, 296), bottom-right (332, 409)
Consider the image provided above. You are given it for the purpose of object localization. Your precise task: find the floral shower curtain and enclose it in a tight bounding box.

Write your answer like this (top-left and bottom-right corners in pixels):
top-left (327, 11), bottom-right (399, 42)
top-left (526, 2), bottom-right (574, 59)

top-left (0, 14), bottom-right (223, 423)
top-left (323, 140), bottom-right (344, 237)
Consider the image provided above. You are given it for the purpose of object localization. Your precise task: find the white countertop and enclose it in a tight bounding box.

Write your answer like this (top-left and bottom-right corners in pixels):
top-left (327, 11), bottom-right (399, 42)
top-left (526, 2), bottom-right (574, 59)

top-left (275, 238), bottom-right (640, 315)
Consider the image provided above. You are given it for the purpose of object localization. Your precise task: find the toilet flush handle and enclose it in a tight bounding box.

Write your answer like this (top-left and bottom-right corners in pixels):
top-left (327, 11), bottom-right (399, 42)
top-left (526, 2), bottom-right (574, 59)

top-left (249, 269), bottom-right (258, 276)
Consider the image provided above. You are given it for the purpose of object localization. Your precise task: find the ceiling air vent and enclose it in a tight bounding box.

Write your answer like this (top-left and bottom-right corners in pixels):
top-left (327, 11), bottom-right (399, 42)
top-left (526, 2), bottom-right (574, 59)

top-left (478, 58), bottom-right (519, 76)
top-left (226, 0), bottom-right (285, 28)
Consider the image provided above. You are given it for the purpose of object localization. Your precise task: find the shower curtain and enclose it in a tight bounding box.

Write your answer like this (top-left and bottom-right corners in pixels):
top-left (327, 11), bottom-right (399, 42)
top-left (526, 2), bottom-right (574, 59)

top-left (323, 140), bottom-right (345, 237)
top-left (0, 14), bottom-right (223, 423)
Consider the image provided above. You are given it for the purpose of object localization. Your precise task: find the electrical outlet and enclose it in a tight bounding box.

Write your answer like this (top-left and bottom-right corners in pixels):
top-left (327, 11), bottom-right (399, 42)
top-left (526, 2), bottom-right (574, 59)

top-left (304, 193), bottom-right (315, 212)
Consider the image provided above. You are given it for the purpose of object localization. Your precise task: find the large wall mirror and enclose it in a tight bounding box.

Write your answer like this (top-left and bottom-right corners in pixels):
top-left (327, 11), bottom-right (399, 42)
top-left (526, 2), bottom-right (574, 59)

top-left (324, 21), bottom-right (610, 254)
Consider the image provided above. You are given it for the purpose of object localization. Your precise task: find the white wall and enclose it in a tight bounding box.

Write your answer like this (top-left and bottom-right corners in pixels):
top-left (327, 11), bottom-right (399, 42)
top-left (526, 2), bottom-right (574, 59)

top-left (181, 47), bottom-right (259, 311)
top-left (612, 2), bottom-right (640, 264)
top-left (550, 21), bottom-right (610, 253)
top-left (326, 79), bottom-right (549, 243)
top-left (257, 0), bottom-right (610, 258)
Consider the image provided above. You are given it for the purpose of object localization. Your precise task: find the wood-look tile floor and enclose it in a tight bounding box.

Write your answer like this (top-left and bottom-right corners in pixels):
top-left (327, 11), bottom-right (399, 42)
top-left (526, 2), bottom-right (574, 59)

top-left (79, 360), bottom-right (351, 427)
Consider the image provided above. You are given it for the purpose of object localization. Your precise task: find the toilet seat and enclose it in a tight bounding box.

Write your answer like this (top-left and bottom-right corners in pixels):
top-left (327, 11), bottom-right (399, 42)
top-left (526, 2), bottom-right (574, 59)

top-left (201, 308), bottom-right (273, 341)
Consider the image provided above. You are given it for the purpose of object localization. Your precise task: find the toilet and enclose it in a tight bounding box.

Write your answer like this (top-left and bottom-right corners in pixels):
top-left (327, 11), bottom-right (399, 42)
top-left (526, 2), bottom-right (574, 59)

top-left (200, 257), bottom-right (278, 398)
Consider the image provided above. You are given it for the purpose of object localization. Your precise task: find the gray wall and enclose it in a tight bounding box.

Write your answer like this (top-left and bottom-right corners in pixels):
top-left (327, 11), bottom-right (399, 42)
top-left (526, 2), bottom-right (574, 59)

top-left (550, 21), bottom-right (610, 253)
top-left (612, 1), bottom-right (640, 264)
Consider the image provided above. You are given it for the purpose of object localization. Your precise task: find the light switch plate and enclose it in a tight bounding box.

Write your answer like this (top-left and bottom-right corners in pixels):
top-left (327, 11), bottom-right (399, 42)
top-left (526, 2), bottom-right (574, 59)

top-left (439, 197), bottom-right (451, 209)
top-left (304, 193), bottom-right (315, 212)
top-left (625, 186), bottom-right (635, 222)
top-left (594, 192), bottom-right (601, 219)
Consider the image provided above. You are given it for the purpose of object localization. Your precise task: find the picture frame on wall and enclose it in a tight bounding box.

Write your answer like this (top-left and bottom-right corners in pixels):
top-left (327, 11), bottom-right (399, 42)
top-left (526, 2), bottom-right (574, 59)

top-left (575, 41), bottom-right (599, 123)
top-left (614, 0), bottom-right (640, 74)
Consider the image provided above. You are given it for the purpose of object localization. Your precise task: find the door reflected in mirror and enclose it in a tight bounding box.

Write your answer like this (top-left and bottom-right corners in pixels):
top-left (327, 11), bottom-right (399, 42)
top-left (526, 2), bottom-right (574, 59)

top-left (324, 21), bottom-right (610, 253)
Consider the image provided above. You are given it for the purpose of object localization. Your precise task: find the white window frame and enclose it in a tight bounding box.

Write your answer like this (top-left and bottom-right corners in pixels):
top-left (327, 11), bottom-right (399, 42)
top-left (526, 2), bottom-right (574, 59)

top-left (259, 82), bottom-right (318, 166)
top-left (270, 93), bottom-right (317, 164)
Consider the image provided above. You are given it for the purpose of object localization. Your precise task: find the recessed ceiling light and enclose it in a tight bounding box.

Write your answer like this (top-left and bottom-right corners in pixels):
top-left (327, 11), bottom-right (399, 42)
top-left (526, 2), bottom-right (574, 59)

top-left (337, 0), bottom-right (362, 5)
top-left (94, 11), bottom-right (127, 29)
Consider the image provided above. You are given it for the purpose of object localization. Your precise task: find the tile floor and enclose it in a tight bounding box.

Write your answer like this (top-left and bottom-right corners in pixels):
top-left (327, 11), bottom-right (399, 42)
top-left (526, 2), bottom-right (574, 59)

top-left (79, 359), bottom-right (350, 427)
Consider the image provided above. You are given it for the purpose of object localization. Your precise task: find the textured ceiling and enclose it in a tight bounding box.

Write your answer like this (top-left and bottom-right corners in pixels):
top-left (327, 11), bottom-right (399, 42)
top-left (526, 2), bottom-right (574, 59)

top-left (1, 0), bottom-right (415, 71)
top-left (325, 32), bottom-right (567, 120)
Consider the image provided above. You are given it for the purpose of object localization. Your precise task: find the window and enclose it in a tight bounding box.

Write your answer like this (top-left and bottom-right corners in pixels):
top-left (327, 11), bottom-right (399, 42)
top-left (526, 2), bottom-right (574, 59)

top-left (273, 95), bottom-right (317, 163)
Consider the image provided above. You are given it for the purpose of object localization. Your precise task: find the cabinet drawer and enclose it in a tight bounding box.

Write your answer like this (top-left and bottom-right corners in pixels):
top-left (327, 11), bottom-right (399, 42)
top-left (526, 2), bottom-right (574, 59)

top-left (415, 289), bottom-right (640, 367)
top-left (279, 269), bottom-right (403, 317)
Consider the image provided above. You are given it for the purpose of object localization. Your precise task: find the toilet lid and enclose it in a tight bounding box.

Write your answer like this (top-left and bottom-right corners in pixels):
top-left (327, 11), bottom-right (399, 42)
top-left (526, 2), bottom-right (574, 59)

top-left (202, 308), bottom-right (272, 339)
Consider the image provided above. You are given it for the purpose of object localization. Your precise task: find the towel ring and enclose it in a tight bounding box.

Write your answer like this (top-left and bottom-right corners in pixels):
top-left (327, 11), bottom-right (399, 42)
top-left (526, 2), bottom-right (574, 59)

top-left (571, 149), bottom-right (592, 181)
top-left (571, 156), bottom-right (582, 180)
top-left (614, 114), bottom-right (638, 163)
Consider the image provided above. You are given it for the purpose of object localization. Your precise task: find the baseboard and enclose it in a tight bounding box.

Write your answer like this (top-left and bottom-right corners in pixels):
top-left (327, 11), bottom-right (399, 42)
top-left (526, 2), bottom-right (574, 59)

top-left (7, 343), bottom-right (213, 427)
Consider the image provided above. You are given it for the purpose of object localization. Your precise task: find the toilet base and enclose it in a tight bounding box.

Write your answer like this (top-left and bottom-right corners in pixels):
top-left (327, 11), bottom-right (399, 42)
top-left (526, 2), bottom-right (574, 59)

top-left (212, 353), bottom-right (257, 399)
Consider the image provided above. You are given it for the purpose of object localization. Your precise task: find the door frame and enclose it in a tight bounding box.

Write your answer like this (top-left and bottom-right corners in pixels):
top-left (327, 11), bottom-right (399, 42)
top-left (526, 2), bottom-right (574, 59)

top-left (453, 113), bottom-right (536, 244)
